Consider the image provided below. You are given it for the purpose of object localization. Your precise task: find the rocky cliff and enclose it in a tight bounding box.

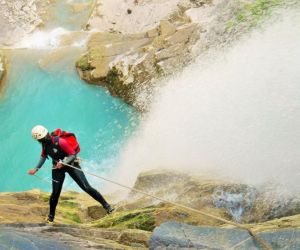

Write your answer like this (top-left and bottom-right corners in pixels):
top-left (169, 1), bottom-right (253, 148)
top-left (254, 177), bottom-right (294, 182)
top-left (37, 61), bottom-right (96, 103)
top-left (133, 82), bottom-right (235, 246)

top-left (0, 0), bottom-right (49, 47)
top-left (75, 0), bottom-right (299, 110)
top-left (76, 20), bottom-right (200, 110)
top-left (76, 0), bottom-right (215, 110)
top-left (1, 170), bottom-right (299, 249)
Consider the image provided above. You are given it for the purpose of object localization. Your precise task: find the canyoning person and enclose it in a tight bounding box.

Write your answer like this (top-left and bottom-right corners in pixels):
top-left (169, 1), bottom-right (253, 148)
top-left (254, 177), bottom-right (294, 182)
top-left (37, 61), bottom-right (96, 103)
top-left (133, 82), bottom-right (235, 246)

top-left (28, 125), bottom-right (114, 223)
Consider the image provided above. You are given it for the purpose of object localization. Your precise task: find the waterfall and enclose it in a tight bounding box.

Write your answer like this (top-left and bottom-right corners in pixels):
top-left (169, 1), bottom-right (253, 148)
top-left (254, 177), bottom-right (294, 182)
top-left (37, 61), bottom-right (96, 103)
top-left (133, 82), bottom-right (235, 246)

top-left (117, 8), bottom-right (300, 196)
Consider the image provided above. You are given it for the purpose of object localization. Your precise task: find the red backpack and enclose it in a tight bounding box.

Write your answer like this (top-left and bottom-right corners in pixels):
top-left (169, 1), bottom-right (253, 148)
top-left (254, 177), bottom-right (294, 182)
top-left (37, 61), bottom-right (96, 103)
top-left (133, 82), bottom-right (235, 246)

top-left (51, 128), bottom-right (81, 154)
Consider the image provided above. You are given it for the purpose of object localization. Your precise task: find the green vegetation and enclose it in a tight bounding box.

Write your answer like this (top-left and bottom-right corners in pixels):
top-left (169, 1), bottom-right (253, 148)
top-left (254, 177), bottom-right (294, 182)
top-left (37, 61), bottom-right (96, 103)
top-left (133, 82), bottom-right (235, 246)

top-left (227, 0), bottom-right (283, 29)
top-left (63, 211), bottom-right (82, 223)
top-left (40, 193), bottom-right (50, 202)
top-left (75, 53), bottom-right (90, 70)
top-left (106, 67), bottom-right (122, 88)
top-left (106, 67), bottom-right (134, 102)
top-left (92, 207), bottom-right (156, 231)
top-left (60, 200), bottom-right (78, 208)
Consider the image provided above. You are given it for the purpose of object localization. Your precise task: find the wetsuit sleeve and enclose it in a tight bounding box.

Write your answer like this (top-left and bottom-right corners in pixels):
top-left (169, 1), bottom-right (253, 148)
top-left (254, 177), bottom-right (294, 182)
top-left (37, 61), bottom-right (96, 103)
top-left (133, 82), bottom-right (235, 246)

top-left (41, 148), bottom-right (47, 158)
top-left (58, 138), bottom-right (76, 164)
top-left (35, 156), bottom-right (46, 170)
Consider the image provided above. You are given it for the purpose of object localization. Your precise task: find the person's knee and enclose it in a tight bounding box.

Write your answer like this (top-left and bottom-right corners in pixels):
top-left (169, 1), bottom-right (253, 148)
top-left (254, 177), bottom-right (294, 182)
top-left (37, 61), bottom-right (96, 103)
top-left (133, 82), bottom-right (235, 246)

top-left (83, 185), bottom-right (95, 194)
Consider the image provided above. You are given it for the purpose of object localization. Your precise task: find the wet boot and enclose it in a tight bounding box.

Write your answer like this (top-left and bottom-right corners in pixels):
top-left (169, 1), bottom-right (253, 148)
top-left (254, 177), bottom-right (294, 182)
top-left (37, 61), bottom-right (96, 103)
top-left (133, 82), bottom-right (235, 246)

top-left (46, 214), bottom-right (54, 224)
top-left (104, 204), bottom-right (115, 214)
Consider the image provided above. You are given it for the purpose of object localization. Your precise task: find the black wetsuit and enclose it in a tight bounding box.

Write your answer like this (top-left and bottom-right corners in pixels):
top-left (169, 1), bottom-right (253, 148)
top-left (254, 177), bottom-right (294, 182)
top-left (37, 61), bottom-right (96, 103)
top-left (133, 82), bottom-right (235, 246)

top-left (37, 136), bottom-right (110, 220)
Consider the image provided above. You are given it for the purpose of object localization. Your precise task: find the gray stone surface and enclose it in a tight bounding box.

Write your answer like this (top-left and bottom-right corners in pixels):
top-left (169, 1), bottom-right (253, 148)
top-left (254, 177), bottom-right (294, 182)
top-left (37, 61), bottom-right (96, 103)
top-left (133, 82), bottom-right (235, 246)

top-left (0, 228), bottom-right (71, 250)
top-left (0, 223), bottom-right (149, 250)
top-left (149, 221), bottom-right (300, 249)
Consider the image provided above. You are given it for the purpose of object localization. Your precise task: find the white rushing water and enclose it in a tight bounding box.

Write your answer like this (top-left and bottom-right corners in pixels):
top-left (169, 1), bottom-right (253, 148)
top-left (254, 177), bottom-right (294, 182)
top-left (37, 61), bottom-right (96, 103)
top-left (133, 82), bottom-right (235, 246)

top-left (116, 8), bottom-right (300, 195)
top-left (16, 27), bottom-right (91, 49)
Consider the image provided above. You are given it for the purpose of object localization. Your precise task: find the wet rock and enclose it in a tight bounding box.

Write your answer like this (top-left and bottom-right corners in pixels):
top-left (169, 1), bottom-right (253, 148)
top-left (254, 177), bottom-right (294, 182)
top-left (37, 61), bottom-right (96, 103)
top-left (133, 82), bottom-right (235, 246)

top-left (76, 20), bottom-right (200, 110)
top-left (125, 170), bottom-right (300, 224)
top-left (149, 221), bottom-right (300, 249)
top-left (87, 205), bottom-right (107, 219)
top-left (0, 227), bottom-right (72, 250)
top-left (0, 224), bottom-right (147, 250)
top-left (0, 0), bottom-right (47, 46)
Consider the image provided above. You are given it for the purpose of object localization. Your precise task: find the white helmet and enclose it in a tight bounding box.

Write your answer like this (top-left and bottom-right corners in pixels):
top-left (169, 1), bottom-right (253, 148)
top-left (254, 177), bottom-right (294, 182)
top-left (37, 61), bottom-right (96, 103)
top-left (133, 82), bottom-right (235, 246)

top-left (32, 125), bottom-right (48, 140)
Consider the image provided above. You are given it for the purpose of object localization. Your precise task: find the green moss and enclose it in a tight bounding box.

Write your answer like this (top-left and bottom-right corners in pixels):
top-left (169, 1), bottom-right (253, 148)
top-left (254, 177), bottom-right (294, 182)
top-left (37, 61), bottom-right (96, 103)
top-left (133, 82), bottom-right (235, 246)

top-left (63, 211), bottom-right (82, 223)
top-left (40, 194), bottom-right (49, 202)
top-left (236, 11), bottom-right (247, 22)
top-left (92, 208), bottom-right (156, 231)
top-left (105, 67), bottom-right (134, 102)
top-left (154, 62), bottom-right (164, 76)
top-left (226, 0), bottom-right (283, 30)
top-left (76, 54), bottom-right (90, 70)
top-left (106, 67), bottom-right (122, 88)
top-left (89, 48), bottom-right (104, 60)
top-left (60, 200), bottom-right (78, 208)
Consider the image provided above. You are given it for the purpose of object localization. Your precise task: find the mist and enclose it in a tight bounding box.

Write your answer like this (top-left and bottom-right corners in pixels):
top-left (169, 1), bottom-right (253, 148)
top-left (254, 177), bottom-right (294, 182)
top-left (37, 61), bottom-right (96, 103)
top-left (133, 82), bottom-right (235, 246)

top-left (115, 9), bottom-right (300, 194)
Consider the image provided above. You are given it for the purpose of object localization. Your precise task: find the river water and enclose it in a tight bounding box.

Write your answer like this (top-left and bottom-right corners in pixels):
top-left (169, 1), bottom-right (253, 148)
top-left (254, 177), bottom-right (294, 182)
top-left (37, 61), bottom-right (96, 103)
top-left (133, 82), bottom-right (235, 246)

top-left (0, 0), bottom-right (140, 192)
top-left (0, 49), bottom-right (138, 192)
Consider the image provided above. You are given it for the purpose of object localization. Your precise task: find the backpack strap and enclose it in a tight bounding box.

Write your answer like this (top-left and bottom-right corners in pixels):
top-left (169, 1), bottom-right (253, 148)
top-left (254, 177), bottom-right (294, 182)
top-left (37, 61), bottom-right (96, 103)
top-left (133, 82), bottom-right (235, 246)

top-left (53, 136), bottom-right (59, 145)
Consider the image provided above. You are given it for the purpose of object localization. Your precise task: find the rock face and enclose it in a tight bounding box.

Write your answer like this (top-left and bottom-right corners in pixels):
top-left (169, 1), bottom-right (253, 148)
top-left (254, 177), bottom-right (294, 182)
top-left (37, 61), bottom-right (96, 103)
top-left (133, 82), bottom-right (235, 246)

top-left (0, 226), bottom-right (72, 250)
top-left (76, 18), bottom-right (200, 110)
top-left (0, 171), bottom-right (299, 249)
top-left (86, 0), bottom-right (201, 34)
top-left (123, 170), bottom-right (300, 224)
top-left (0, 0), bottom-right (49, 46)
top-left (0, 223), bottom-right (149, 250)
top-left (149, 221), bottom-right (300, 249)
top-left (76, 0), bottom-right (299, 110)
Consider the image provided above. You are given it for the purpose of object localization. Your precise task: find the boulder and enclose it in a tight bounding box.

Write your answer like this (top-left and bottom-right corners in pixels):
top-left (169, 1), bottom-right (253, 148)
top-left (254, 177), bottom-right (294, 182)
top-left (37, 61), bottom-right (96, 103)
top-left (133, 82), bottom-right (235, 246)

top-left (0, 227), bottom-right (72, 250)
top-left (126, 170), bottom-right (300, 224)
top-left (0, 224), bottom-right (147, 250)
top-left (150, 221), bottom-right (300, 249)
top-left (87, 205), bottom-right (107, 220)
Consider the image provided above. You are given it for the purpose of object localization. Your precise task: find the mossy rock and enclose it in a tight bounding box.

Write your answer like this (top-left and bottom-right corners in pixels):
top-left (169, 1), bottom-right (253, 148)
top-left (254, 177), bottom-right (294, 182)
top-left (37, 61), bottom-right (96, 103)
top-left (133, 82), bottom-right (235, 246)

top-left (75, 54), bottom-right (91, 71)
top-left (60, 200), bottom-right (78, 208)
top-left (105, 66), bottom-right (135, 103)
top-left (92, 207), bottom-right (156, 231)
top-left (62, 211), bottom-right (82, 223)
top-left (40, 193), bottom-right (50, 202)
top-left (226, 0), bottom-right (283, 29)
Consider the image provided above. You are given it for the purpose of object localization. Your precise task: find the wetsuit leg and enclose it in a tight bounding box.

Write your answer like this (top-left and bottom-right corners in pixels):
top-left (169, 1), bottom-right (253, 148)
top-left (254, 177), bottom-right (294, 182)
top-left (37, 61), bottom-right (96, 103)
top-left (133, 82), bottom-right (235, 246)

top-left (49, 168), bottom-right (65, 219)
top-left (66, 164), bottom-right (109, 208)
